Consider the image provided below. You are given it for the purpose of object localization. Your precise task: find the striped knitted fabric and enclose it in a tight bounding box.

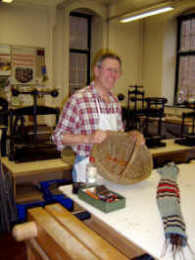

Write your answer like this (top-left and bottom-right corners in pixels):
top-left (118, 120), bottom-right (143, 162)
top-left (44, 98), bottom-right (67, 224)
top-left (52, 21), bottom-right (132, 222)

top-left (156, 162), bottom-right (187, 250)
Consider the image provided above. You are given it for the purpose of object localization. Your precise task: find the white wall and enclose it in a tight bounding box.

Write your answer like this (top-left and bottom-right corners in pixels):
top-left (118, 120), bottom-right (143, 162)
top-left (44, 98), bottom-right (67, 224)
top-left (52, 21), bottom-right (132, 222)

top-left (1, 1), bottom-right (195, 108)
top-left (142, 16), bottom-right (165, 99)
top-left (108, 0), bottom-right (195, 106)
top-left (108, 20), bottom-right (142, 104)
top-left (53, 8), bottom-right (67, 106)
top-left (0, 4), bottom-right (56, 91)
top-left (0, 2), bottom-right (108, 106)
top-left (142, 2), bottom-right (195, 105)
top-left (53, 1), bottom-right (108, 105)
top-left (0, 5), bottom-right (49, 47)
top-left (162, 18), bottom-right (177, 105)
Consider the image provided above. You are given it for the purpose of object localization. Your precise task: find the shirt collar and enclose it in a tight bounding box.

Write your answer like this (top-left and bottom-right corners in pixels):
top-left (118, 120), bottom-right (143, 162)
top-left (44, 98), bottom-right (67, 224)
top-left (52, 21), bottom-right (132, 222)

top-left (90, 81), bottom-right (113, 98)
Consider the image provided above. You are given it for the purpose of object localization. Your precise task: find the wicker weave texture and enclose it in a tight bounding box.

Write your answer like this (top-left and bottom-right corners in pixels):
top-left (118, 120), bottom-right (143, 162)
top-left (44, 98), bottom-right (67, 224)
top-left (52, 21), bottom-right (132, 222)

top-left (91, 131), bottom-right (153, 185)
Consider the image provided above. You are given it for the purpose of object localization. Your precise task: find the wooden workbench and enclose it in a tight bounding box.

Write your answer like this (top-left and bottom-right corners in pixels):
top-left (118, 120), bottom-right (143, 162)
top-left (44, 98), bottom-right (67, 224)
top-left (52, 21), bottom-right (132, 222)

top-left (59, 163), bottom-right (195, 260)
top-left (1, 157), bottom-right (73, 202)
top-left (1, 157), bottom-right (72, 183)
top-left (1, 139), bottom-right (194, 202)
top-left (164, 115), bottom-right (193, 126)
top-left (149, 139), bottom-right (194, 167)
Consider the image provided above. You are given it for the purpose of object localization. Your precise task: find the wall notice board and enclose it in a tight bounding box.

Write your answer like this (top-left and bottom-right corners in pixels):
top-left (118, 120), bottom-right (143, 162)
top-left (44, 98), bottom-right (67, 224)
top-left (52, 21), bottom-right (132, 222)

top-left (0, 44), bottom-right (45, 86)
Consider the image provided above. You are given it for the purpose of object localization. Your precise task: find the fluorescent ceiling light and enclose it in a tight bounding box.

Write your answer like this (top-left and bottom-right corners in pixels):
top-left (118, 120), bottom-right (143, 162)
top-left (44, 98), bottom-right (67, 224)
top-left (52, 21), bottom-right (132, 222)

top-left (120, 6), bottom-right (174, 23)
top-left (2, 0), bottom-right (13, 3)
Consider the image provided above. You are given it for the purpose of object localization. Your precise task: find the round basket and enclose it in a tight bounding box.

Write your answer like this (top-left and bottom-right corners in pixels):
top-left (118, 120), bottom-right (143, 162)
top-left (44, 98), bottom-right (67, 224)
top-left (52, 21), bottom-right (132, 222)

top-left (91, 131), bottom-right (153, 185)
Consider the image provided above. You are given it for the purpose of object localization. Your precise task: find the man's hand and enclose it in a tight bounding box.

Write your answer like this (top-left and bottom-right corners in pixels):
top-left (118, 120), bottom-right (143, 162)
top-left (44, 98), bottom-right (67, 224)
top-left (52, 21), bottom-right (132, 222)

top-left (87, 130), bottom-right (108, 144)
top-left (128, 130), bottom-right (145, 146)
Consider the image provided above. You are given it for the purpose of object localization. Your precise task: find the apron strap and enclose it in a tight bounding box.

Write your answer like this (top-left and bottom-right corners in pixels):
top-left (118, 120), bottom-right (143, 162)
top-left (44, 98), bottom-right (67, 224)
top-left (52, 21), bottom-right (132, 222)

top-left (96, 98), bottom-right (101, 115)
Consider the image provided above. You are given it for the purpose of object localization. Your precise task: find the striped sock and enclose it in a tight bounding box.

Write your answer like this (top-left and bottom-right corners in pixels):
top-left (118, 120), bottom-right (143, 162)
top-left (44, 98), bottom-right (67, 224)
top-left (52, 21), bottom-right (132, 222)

top-left (156, 162), bottom-right (187, 249)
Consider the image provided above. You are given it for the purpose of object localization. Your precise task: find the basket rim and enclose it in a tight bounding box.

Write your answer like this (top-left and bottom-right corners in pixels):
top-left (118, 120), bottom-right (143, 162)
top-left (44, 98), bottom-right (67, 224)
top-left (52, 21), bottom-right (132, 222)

top-left (91, 131), bottom-right (153, 184)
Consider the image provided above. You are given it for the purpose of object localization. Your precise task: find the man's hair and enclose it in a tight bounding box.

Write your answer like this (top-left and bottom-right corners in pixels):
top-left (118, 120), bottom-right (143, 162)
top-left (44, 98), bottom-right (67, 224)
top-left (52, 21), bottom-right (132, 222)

top-left (95, 52), bottom-right (122, 68)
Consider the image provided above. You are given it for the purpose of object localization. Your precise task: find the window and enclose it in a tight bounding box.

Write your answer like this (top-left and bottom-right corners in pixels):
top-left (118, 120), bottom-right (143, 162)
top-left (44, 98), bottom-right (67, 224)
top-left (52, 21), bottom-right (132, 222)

top-left (175, 14), bottom-right (195, 104)
top-left (69, 13), bottom-right (91, 95)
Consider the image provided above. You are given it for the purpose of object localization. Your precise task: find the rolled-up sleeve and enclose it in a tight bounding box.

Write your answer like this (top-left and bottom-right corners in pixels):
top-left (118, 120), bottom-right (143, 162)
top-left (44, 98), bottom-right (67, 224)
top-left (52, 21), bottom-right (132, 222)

top-left (52, 97), bottom-right (80, 151)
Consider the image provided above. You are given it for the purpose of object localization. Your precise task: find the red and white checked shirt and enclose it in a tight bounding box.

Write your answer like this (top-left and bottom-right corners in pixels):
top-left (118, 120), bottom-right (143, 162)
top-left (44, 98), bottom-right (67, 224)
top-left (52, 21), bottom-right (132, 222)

top-left (52, 83), bottom-right (124, 156)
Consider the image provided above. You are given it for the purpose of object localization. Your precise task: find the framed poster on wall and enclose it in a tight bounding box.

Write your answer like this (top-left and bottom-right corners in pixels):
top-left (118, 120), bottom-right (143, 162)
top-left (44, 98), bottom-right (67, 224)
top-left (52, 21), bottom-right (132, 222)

top-left (12, 46), bottom-right (36, 85)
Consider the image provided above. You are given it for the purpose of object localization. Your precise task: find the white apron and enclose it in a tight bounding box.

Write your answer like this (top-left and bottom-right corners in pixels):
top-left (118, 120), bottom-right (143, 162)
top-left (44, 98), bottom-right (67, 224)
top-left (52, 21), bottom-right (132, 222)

top-left (74, 98), bottom-right (118, 182)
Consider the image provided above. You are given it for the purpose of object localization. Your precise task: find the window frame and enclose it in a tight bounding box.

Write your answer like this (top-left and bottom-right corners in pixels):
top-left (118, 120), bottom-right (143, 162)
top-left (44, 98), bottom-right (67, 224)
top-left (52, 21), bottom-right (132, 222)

top-left (174, 13), bottom-right (195, 105)
top-left (69, 12), bottom-right (91, 94)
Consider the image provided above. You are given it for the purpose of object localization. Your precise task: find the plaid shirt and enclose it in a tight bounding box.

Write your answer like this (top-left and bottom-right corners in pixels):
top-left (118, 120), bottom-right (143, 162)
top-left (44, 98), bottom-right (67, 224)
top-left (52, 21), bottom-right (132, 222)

top-left (52, 83), bottom-right (123, 156)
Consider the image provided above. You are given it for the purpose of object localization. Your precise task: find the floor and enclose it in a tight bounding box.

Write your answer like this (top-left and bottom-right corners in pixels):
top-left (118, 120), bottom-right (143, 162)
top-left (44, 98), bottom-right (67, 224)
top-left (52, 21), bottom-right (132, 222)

top-left (0, 231), bottom-right (27, 260)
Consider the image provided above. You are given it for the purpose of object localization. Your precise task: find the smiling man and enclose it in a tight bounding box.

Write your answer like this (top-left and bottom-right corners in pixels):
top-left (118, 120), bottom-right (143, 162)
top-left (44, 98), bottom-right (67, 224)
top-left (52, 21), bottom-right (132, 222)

top-left (52, 51), bottom-right (144, 183)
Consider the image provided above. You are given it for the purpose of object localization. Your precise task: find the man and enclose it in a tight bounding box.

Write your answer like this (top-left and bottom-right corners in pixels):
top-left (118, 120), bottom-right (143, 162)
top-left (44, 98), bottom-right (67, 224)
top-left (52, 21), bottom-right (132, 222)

top-left (52, 52), bottom-right (144, 182)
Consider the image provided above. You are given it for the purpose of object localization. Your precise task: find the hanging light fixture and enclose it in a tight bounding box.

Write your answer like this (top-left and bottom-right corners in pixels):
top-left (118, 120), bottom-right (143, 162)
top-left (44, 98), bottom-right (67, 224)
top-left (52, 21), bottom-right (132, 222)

top-left (120, 6), bottom-right (174, 23)
top-left (118, 2), bottom-right (175, 23)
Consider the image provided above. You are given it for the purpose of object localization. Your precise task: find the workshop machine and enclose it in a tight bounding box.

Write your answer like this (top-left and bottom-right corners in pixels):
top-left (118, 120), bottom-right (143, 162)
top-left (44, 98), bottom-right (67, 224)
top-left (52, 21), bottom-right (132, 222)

top-left (8, 88), bottom-right (61, 162)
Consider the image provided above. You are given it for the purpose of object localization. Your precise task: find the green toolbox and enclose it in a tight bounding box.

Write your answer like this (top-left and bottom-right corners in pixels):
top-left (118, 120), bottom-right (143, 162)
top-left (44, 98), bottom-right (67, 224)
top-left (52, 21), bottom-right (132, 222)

top-left (78, 185), bottom-right (126, 213)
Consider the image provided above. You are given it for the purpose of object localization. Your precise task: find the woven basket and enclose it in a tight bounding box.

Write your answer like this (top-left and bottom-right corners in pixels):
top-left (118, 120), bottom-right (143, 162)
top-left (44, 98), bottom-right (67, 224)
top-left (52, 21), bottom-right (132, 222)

top-left (91, 131), bottom-right (153, 185)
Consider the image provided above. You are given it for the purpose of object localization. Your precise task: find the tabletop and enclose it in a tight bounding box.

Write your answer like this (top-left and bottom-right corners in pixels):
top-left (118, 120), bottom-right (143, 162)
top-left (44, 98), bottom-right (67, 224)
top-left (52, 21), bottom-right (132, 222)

top-left (1, 157), bottom-right (72, 176)
top-left (149, 139), bottom-right (194, 156)
top-left (59, 163), bottom-right (195, 260)
top-left (1, 139), bottom-right (192, 175)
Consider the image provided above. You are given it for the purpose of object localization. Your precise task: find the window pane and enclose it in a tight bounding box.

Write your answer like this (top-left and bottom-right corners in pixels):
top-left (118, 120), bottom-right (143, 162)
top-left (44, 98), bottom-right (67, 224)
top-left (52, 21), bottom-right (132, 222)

top-left (191, 18), bottom-right (195, 50)
top-left (180, 20), bottom-right (191, 51)
top-left (69, 16), bottom-right (88, 50)
top-left (176, 15), bottom-right (195, 103)
top-left (69, 53), bottom-right (88, 95)
top-left (180, 18), bottom-right (195, 51)
top-left (178, 56), bottom-right (195, 101)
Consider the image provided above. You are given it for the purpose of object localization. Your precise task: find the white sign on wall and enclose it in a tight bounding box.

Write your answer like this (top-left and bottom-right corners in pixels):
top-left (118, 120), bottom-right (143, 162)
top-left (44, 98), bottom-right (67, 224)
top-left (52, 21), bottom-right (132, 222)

top-left (12, 47), bottom-right (36, 84)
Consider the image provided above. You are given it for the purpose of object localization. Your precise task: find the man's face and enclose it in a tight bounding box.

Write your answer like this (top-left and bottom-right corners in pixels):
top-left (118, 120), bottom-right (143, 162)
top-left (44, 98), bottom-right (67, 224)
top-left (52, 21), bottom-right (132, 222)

top-left (94, 58), bottom-right (121, 91)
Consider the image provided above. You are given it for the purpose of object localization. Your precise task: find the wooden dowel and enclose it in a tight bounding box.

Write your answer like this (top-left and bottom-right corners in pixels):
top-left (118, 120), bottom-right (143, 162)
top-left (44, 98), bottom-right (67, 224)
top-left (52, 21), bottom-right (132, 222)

top-left (12, 221), bottom-right (38, 242)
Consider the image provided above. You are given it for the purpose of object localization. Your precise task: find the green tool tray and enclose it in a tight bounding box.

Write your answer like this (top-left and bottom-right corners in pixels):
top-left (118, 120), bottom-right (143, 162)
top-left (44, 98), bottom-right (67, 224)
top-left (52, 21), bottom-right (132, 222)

top-left (78, 186), bottom-right (126, 213)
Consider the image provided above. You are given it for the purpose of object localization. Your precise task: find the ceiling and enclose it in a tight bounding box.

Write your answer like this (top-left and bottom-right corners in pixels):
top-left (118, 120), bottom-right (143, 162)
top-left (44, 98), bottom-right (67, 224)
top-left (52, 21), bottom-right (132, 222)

top-left (8, 0), bottom-right (174, 9)
top-left (3, 0), bottom-right (195, 16)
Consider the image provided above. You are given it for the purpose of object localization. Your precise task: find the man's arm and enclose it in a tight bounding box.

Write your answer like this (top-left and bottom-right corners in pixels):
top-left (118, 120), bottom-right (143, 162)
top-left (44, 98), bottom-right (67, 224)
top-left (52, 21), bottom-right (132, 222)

top-left (60, 130), bottom-right (108, 146)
